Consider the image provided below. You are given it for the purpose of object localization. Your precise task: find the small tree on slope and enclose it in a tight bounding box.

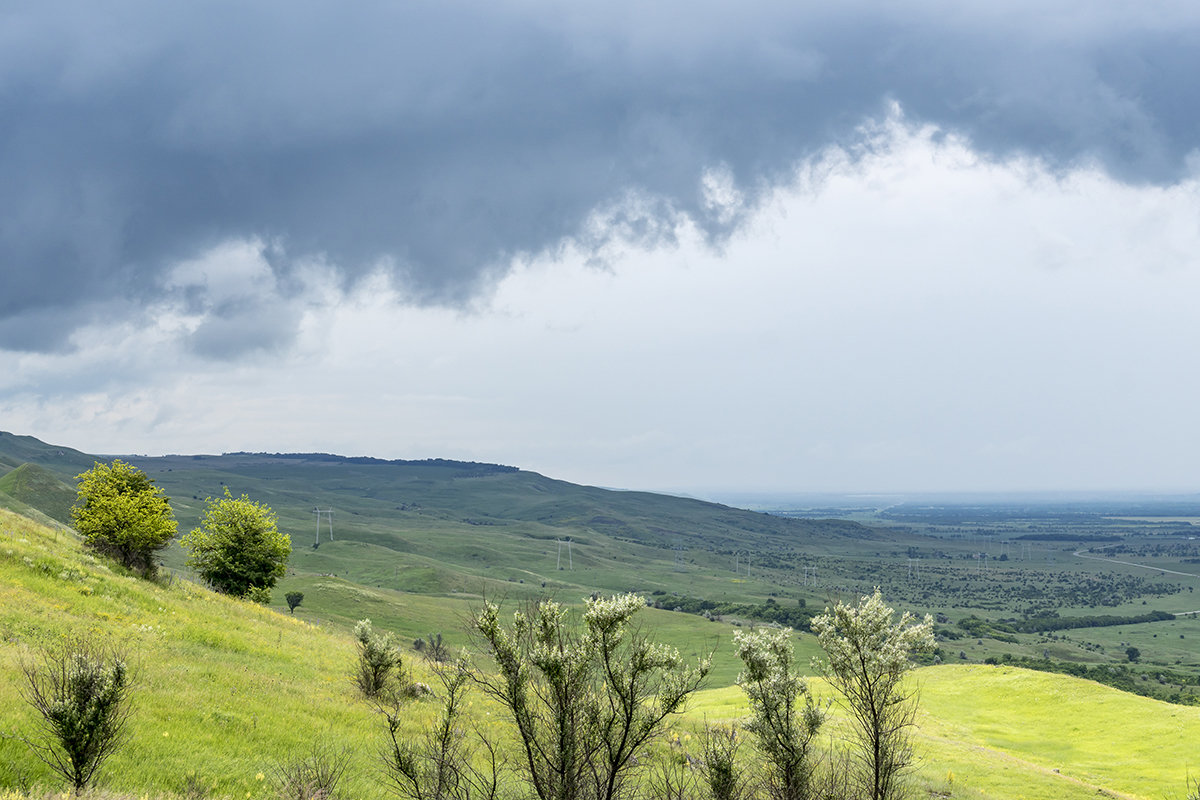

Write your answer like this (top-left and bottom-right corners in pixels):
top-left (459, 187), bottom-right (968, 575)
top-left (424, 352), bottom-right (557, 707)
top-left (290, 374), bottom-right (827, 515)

top-left (19, 637), bottom-right (133, 792)
top-left (354, 618), bottom-right (402, 698)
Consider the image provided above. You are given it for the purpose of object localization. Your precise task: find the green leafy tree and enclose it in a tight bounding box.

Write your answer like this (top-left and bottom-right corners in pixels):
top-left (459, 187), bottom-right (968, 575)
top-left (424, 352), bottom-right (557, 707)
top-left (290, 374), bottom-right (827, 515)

top-left (181, 488), bottom-right (290, 599)
top-left (19, 637), bottom-right (133, 792)
top-left (472, 594), bottom-right (710, 800)
top-left (286, 591), bottom-right (304, 614)
top-left (72, 459), bottom-right (177, 576)
top-left (734, 627), bottom-right (826, 800)
top-left (811, 589), bottom-right (934, 800)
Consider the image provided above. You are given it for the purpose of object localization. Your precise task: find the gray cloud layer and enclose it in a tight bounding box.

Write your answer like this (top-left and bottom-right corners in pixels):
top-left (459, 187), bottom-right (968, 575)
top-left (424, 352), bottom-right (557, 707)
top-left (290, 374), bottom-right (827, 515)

top-left (3, 1), bottom-right (1199, 351)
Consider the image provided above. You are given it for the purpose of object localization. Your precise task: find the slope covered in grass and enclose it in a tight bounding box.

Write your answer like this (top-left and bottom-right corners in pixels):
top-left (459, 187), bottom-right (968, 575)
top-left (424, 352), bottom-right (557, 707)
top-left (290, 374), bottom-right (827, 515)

top-left (0, 508), bottom-right (447, 799)
top-left (686, 665), bottom-right (1200, 800)
top-left (0, 434), bottom-right (889, 613)
top-left (3, 505), bottom-right (1197, 800)
top-left (914, 664), bottom-right (1200, 799)
top-left (0, 432), bottom-right (98, 476)
top-left (0, 464), bottom-right (76, 525)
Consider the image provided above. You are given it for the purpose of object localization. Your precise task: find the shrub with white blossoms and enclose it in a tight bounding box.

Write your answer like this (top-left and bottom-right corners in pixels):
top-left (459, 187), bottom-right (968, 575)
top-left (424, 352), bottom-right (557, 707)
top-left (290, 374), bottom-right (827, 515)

top-left (473, 593), bottom-right (710, 800)
top-left (733, 627), bottom-right (826, 800)
top-left (811, 589), bottom-right (934, 800)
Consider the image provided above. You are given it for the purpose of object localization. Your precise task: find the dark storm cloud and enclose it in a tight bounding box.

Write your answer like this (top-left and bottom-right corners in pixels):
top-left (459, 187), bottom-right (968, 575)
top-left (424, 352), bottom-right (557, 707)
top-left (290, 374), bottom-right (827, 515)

top-left (2, 1), bottom-right (1198, 352)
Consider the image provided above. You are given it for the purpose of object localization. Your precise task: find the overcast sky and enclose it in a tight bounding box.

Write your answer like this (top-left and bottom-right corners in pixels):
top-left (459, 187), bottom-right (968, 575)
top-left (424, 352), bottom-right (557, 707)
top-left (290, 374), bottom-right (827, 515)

top-left (2, 1), bottom-right (1200, 495)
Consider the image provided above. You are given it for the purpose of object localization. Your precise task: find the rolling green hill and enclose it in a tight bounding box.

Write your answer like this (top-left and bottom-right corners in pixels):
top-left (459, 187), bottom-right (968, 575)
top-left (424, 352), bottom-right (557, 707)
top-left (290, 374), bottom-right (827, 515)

top-left (1, 506), bottom-right (1197, 800)
top-left (0, 431), bottom-right (99, 475)
top-left (0, 433), bottom-right (888, 615)
top-left (0, 462), bottom-right (76, 524)
top-left (8, 429), bottom-right (1200, 701)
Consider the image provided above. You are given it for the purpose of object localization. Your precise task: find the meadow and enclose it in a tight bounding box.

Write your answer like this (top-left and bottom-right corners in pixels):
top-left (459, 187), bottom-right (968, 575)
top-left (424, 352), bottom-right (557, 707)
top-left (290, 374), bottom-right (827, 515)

top-left (3, 506), bottom-right (1200, 800)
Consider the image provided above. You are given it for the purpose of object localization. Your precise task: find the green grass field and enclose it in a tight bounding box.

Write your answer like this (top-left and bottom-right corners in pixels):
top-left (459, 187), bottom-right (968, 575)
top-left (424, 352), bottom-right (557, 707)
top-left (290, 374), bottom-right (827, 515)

top-left (3, 507), bottom-right (1200, 800)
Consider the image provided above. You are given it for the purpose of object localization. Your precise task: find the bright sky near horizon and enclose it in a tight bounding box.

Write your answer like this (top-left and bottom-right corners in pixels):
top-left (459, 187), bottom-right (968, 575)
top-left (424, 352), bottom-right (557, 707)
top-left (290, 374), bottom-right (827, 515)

top-left (2, 2), bottom-right (1200, 495)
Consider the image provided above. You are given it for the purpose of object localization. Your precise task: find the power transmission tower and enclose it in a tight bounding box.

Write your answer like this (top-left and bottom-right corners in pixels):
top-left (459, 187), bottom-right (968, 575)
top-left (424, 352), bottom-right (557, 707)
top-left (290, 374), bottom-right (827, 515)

top-left (312, 508), bottom-right (334, 545)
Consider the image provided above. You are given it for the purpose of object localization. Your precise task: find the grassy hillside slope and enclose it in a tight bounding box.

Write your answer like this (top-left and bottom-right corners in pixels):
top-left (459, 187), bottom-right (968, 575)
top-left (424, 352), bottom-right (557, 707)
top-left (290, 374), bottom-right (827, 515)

top-left (0, 508), bottom-right (403, 798)
top-left (0, 463), bottom-right (76, 525)
top-left (689, 665), bottom-right (1200, 800)
top-left (0, 434), bottom-right (891, 614)
top-left (0, 431), bottom-right (99, 475)
top-left (3, 507), bottom-right (1199, 800)
top-left (915, 665), bottom-right (1200, 799)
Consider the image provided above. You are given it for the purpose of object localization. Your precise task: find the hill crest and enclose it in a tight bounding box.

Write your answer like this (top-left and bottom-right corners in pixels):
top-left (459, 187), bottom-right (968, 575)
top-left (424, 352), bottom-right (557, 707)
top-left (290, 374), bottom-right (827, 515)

top-left (0, 431), bottom-right (885, 605)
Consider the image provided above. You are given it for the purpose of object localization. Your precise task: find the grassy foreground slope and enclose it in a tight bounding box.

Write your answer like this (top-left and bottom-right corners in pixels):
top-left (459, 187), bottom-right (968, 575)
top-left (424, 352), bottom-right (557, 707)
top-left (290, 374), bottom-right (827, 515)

top-left (913, 665), bottom-right (1200, 799)
top-left (0, 508), bottom-right (408, 799)
top-left (690, 666), bottom-right (1200, 800)
top-left (2, 506), bottom-right (1198, 800)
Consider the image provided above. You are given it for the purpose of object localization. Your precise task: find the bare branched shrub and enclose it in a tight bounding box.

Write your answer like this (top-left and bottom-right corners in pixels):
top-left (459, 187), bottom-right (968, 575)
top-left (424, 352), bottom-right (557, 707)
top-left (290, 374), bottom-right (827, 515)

top-left (271, 740), bottom-right (352, 800)
top-left (699, 726), bottom-right (744, 800)
top-left (417, 633), bottom-right (450, 664)
top-left (378, 657), bottom-right (499, 800)
top-left (808, 746), bottom-right (855, 800)
top-left (19, 636), bottom-right (134, 792)
top-left (646, 751), bottom-right (700, 800)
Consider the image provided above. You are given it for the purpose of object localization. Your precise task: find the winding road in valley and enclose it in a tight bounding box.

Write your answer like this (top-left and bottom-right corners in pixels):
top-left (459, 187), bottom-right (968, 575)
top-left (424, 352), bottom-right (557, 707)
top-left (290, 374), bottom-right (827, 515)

top-left (1072, 547), bottom-right (1200, 578)
top-left (1072, 546), bottom-right (1200, 614)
